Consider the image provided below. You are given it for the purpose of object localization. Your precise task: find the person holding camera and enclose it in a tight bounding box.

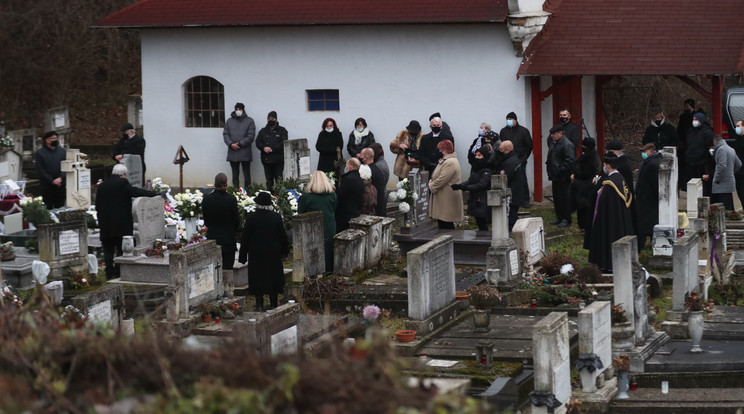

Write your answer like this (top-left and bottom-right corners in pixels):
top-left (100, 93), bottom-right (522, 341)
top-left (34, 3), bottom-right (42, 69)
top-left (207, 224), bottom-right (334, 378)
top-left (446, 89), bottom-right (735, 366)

top-left (390, 120), bottom-right (423, 180)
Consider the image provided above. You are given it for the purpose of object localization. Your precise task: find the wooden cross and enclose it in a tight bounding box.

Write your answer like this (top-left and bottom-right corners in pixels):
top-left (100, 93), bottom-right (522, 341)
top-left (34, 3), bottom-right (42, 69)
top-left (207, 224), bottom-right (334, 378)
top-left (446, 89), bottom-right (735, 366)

top-left (172, 145), bottom-right (190, 193)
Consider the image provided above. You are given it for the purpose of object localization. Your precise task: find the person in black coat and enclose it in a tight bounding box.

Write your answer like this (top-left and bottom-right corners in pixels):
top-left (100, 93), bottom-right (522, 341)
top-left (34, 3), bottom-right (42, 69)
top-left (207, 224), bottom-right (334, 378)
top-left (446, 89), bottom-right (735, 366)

top-left (418, 116), bottom-right (454, 173)
top-left (559, 108), bottom-right (582, 150)
top-left (570, 138), bottom-right (601, 242)
top-left (498, 141), bottom-right (531, 231)
top-left (635, 144), bottom-right (662, 251)
top-left (686, 112), bottom-right (715, 185)
top-left (114, 123), bottom-right (147, 177)
top-left (238, 191), bottom-right (289, 311)
top-left (545, 125), bottom-right (575, 227)
top-left (499, 112), bottom-right (533, 168)
top-left (95, 164), bottom-right (159, 279)
top-left (316, 118), bottom-right (343, 174)
top-left (361, 148), bottom-right (387, 217)
top-left (34, 131), bottom-right (67, 209)
top-left (347, 117), bottom-right (375, 158)
top-left (255, 111), bottom-right (288, 192)
top-left (606, 140), bottom-right (636, 234)
top-left (335, 158), bottom-right (365, 232)
top-left (453, 145), bottom-right (493, 231)
top-left (642, 112), bottom-right (678, 151)
top-left (467, 123), bottom-right (495, 172)
top-left (202, 173), bottom-right (240, 271)
top-left (677, 99), bottom-right (695, 189)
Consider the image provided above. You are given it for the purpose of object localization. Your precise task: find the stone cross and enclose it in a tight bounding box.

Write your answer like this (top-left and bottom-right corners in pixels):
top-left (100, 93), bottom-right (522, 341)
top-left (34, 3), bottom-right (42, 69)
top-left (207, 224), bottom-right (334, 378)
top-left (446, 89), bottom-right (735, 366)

top-left (487, 174), bottom-right (510, 240)
top-left (60, 149), bottom-right (91, 209)
top-left (657, 148), bottom-right (678, 234)
top-left (486, 174), bottom-right (520, 287)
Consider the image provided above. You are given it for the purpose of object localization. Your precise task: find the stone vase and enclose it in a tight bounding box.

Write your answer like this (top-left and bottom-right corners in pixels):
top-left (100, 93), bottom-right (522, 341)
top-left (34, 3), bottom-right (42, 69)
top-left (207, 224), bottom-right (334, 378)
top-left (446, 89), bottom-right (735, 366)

top-left (184, 217), bottom-right (198, 241)
top-left (616, 371), bottom-right (630, 399)
top-left (472, 309), bottom-right (491, 332)
top-left (612, 322), bottom-right (635, 351)
top-left (165, 223), bottom-right (177, 240)
top-left (688, 311), bottom-right (704, 353)
top-left (121, 236), bottom-right (134, 257)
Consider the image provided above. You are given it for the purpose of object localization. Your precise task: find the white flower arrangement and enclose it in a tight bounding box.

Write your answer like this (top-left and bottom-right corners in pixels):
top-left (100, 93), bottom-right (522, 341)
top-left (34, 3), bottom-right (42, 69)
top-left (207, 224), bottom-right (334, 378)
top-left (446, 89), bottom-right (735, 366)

top-left (152, 177), bottom-right (171, 194)
top-left (560, 264), bottom-right (574, 275)
top-left (399, 201), bottom-right (410, 213)
top-left (359, 164), bottom-right (372, 180)
top-left (396, 178), bottom-right (408, 190)
top-left (0, 135), bottom-right (14, 149)
top-left (173, 189), bottom-right (203, 218)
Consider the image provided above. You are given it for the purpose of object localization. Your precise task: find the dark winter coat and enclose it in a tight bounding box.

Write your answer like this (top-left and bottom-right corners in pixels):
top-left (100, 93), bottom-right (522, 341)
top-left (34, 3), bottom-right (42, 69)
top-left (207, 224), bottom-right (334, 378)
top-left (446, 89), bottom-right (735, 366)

top-left (642, 120), bottom-right (678, 150)
top-left (316, 130), bottom-right (344, 173)
top-left (500, 151), bottom-right (530, 208)
top-left (499, 123), bottom-right (533, 164)
top-left (418, 131), bottom-right (454, 173)
top-left (677, 111), bottom-right (694, 153)
top-left (202, 189), bottom-right (240, 255)
top-left (346, 130), bottom-right (375, 158)
top-left (255, 124), bottom-right (288, 165)
top-left (589, 172), bottom-right (634, 271)
top-left (686, 122), bottom-right (715, 169)
top-left (113, 133), bottom-right (147, 174)
top-left (335, 169), bottom-right (365, 232)
top-left (458, 164), bottom-right (492, 220)
top-left (635, 152), bottom-right (662, 236)
top-left (563, 122), bottom-right (581, 149)
top-left (570, 148), bottom-right (601, 210)
top-left (95, 175), bottom-right (158, 239)
top-left (369, 163), bottom-right (387, 216)
top-left (33, 145), bottom-right (66, 188)
top-left (223, 111), bottom-right (256, 162)
top-left (238, 208), bottom-right (289, 296)
top-left (546, 136), bottom-right (575, 181)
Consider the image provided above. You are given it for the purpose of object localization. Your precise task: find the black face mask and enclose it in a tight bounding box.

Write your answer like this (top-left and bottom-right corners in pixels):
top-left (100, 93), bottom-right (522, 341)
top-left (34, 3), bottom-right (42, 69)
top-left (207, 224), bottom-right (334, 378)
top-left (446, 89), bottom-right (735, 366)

top-left (654, 119), bottom-right (662, 126)
top-left (472, 157), bottom-right (488, 171)
top-left (684, 109), bottom-right (691, 114)
top-left (431, 126), bottom-right (442, 133)
top-left (559, 117), bottom-right (569, 124)
top-left (268, 120), bottom-right (276, 127)
top-left (51, 140), bottom-right (59, 147)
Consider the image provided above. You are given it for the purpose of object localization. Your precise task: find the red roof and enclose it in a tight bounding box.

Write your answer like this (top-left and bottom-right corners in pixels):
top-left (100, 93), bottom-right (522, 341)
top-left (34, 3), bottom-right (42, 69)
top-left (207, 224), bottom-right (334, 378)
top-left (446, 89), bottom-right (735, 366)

top-left (95, 0), bottom-right (509, 28)
top-left (518, 0), bottom-right (744, 76)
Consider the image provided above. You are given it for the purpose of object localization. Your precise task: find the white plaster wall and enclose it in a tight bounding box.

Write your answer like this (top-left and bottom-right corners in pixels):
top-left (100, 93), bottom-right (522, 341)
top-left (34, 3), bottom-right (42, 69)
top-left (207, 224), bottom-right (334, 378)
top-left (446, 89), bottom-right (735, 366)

top-left (140, 24), bottom-right (528, 188)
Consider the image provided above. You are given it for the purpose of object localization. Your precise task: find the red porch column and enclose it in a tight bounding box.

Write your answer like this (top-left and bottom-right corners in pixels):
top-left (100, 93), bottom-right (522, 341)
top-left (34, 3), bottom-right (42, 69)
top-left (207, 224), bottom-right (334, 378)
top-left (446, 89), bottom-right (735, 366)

top-left (531, 76), bottom-right (543, 201)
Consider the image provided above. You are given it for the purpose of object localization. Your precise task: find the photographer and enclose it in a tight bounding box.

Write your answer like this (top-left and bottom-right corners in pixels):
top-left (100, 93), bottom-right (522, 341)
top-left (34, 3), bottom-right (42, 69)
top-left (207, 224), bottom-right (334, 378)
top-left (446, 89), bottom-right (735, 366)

top-left (390, 120), bottom-right (424, 180)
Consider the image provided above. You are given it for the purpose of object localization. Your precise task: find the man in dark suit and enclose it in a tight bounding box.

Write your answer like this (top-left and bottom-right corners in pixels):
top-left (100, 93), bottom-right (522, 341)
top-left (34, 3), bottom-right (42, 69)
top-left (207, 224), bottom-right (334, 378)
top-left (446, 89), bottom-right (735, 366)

top-left (202, 173), bottom-right (241, 296)
top-left (335, 157), bottom-right (365, 232)
top-left (113, 123), bottom-right (147, 177)
top-left (96, 163), bottom-right (159, 279)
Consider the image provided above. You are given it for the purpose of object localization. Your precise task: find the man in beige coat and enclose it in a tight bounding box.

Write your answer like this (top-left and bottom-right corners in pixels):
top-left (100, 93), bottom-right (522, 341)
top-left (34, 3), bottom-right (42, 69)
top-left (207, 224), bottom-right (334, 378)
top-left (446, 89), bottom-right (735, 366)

top-left (428, 139), bottom-right (463, 229)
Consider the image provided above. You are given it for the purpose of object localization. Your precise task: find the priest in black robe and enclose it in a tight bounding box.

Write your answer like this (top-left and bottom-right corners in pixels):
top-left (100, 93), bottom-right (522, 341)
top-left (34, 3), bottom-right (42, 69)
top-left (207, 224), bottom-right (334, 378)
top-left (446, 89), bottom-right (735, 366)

top-left (589, 153), bottom-right (634, 273)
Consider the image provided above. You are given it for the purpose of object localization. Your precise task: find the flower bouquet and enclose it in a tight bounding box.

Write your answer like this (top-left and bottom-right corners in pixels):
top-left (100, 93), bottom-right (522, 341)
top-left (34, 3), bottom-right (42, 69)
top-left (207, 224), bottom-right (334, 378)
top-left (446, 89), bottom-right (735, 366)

top-left (0, 135), bottom-right (14, 150)
top-left (173, 189), bottom-right (203, 218)
top-left (20, 196), bottom-right (55, 227)
top-left (388, 178), bottom-right (418, 214)
top-left (362, 304), bottom-right (381, 327)
top-left (468, 284), bottom-right (503, 310)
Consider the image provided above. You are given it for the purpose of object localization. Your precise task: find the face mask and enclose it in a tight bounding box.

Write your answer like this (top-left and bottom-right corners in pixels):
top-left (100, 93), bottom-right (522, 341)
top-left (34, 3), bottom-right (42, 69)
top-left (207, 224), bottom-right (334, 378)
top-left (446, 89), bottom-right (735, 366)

top-left (431, 126), bottom-right (442, 133)
top-left (356, 127), bottom-right (364, 133)
top-left (343, 167), bottom-right (348, 174)
top-left (654, 120), bottom-right (662, 126)
top-left (235, 110), bottom-right (243, 117)
top-left (325, 127), bottom-right (334, 133)
top-left (560, 117), bottom-right (569, 124)
top-left (122, 133), bottom-right (129, 140)
top-left (268, 120), bottom-right (276, 127)
top-left (506, 120), bottom-right (515, 128)
top-left (684, 109), bottom-right (691, 114)
top-left (602, 165), bottom-right (608, 175)
top-left (736, 126), bottom-right (743, 135)
top-left (692, 120), bottom-right (701, 128)
top-left (51, 140), bottom-right (59, 147)
top-left (709, 148), bottom-right (715, 156)
top-left (641, 152), bottom-right (648, 160)
top-left (478, 128), bottom-right (484, 136)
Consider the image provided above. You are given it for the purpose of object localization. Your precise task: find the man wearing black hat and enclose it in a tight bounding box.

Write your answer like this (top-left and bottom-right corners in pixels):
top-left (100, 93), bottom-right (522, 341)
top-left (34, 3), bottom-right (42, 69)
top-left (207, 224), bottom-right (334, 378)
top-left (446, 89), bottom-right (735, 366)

top-left (605, 140), bottom-right (637, 233)
top-left (419, 116), bottom-right (455, 173)
top-left (545, 125), bottom-right (575, 228)
top-left (255, 111), bottom-right (288, 192)
top-left (113, 122), bottom-right (147, 178)
top-left (34, 131), bottom-right (67, 209)
top-left (223, 102), bottom-right (256, 189)
top-left (685, 112), bottom-right (714, 185)
top-left (499, 112), bottom-right (533, 169)
top-left (589, 153), bottom-right (634, 272)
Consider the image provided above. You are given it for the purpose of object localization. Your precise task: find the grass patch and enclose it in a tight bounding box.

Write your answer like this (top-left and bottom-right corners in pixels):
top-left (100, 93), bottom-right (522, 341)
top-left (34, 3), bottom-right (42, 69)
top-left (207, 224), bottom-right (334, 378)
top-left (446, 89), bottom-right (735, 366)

top-left (650, 284), bottom-right (673, 328)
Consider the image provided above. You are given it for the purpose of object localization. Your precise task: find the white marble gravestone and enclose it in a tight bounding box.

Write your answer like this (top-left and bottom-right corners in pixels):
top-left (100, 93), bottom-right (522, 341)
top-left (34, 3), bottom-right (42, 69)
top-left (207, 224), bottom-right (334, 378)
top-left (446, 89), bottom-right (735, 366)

top-left (61, 149), bottom-right (91, 209)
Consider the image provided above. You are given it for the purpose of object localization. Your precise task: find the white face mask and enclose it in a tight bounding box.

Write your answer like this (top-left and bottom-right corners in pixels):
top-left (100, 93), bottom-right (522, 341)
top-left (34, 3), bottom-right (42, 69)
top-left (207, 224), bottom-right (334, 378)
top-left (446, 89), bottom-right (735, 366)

top-left (736, 126), bottom-right (743, 136)
top-left (709, 148), bottom-right (715, 156)
top-left (506, 119), bottom-right (515, 128)
top-left (692, 120), bottom-right (700, 128)
top-left (325, 127), bottom-right (334, 133)
top-left (235, 110), bottom-right (243, 117)
top-left (356, 127), bottom-right (364, 133)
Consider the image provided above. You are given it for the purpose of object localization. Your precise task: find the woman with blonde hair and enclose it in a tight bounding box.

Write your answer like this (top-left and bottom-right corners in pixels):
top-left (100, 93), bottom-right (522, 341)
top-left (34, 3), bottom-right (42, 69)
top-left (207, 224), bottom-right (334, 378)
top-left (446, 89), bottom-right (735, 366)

top-left (298, 170), bottom-right (337, 272)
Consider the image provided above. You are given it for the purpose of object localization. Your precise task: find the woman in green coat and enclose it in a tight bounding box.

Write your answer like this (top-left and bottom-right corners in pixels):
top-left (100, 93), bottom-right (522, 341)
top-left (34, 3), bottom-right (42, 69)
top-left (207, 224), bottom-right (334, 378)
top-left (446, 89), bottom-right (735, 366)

top-left (298, 170), bottom-right (337, 272)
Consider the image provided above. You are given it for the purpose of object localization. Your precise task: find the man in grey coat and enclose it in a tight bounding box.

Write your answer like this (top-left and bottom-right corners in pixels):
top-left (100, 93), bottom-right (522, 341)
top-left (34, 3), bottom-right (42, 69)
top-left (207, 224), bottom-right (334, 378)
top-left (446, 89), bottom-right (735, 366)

top-left (223, 102), bottom-right (256, 189)
top-left (710, 134), bottom-right (742, 211)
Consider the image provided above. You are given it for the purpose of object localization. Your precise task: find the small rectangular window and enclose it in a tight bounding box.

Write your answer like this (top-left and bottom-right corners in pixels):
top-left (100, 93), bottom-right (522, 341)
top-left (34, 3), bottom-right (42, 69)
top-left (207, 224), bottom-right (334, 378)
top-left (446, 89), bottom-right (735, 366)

top-left (307, 89), bottom-right (340, 111)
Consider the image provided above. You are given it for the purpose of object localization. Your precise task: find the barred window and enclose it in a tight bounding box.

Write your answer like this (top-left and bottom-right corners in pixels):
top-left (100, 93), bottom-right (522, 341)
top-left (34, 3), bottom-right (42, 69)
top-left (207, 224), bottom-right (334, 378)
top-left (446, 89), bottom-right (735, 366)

top-left (307, 89), bottom-right (340, 111)
top-left (184, 76), bottom-right (225, 128)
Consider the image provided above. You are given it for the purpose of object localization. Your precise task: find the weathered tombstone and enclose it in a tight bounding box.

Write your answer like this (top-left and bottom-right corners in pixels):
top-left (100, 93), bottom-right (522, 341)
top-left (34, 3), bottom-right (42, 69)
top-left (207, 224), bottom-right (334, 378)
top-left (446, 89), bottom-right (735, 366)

top-left (686, 178), bottom-right (703, 218)
top-left (60, 149), bottom-right (91, 209)
top-left (612, 236), bottom-right (638, 337)
top-left (235, 302), bottom-right (301, 358)
top-left (708, 202), bottom-right (727, 281)
top-left (132, 196), bottom-right (165, 250)
top-left (349, 215), bottom-right (385, 267)
top-left (657, 149), bottom-right (678, 235)
top-left (0, 149), bottom-right (22, 182)
top-left (291, 211), bottom-right (325, 283)
top-left (530, 312), bottom-right (571, 414)
top-left (121, 154), bottom-right (143, 187)
top-left (407, 235), bottom-right (455, 320)
top-left (165, 240), bottom-right (224, 321)
top-left (577, 301), bottom-right (613, 393)
top-left (282, 139), bottom-right (311, 181)
top-left (333, 229), bottom-right (366, 277)
top-left (44, 280), bottom-right (64, 306)
top-left (511, 217), bottom-right (545, 267)
top-left (71, 284), bottom-right (125, 330)
top-left (37, 221), bottom-right (89, 278)
top-left (671, 233), bottom-right (700, 314)
top-left (4, 212), bottom-right (23, 235)
top-left (687, 196), bottom-right (711, 277)
top-left (486, 175), bottom-right (520, 287)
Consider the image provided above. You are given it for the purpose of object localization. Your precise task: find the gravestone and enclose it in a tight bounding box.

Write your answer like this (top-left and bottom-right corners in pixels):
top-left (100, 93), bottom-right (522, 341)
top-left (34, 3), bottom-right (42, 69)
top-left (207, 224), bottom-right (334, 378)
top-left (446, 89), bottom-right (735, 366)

top-left (687, 197), bottom-right (711, 277)
top-left (44, 281), bottom-right (64, 306)
top-left (291, 211), bottom-right (325, 283)
top-left (577, 301), bottom-right (612, 393)
top-left (409, 170), bottom-right (431, 227)
top-left (407, 235), bottom-right (455, 320)
top-left (333, 229), bottom-right (366, 277)
top-left (671, 233), bottom-right (700, 314)
top-left (0, 149), bottom-right (22, 182)
top-left (72, 284), bottom-right (125, 330)
top-left (657, 148), bottom-right (678, 235)
top-left (512, 217), bottom-right (545, 267)
top-left (708, 202), bottom-right (727, 281)
top-left (530, 312), bottom-right (571, 414)
top-left (486, 175), bottom-right (520, 287)
top-left (132, 196), bottom-right (165, 250)
top-left (165, 240), bottom-right (224, 321)
top-left (7, 128), bottom-right (38, 161)
top-left (37, 221), bottom-right (89, 278)
top-left (4, 212), bottom-right (23, 235)
top-left (349, 215), bottom-right (385, 266)
top-left (60, 149), bottom-right (91, 209)
top-left (282, 139), bottom-right (311, 181)
top-left (121, 154), bottom-right (143, 187)
top-left (686, 178), bottom-right (703, 218)
top-left (235, 302), bottom-right (301, 358)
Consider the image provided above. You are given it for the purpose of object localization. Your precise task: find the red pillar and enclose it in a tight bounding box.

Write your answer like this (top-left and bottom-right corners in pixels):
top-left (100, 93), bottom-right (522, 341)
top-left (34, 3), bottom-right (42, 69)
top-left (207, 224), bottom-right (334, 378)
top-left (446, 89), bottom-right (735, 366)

top-left (531, 76), bottom-right (543, 201)
top-left (712, 75), bottom-right (723, 134)
top-left (595, 77), bottom-right (607, 155)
